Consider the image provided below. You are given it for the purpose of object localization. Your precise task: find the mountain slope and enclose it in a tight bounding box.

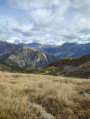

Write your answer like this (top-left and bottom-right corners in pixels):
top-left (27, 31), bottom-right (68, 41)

top-left (53, 43), bottom-right (90, 58)
top-left (0, 41), bottom-right (19, 61)
top-left (8, 46), bottom-right (57, 69)
top-left (0, 61), bottom-right (23, 72)
top-left (25, 54), bottom-right (90, 78)
top-left (0, 41), bottom-right (57, 69)
top-left (0, 41), bottom-right (16, 53)
top-left (22, 42), bottom-right (90, 59)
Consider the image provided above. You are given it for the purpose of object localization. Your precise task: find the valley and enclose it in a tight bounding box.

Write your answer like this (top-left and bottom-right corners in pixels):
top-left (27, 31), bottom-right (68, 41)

top-left (0, 41), bottom-right (90, 79)
top-left (0, 42), bottom-right (90, 119)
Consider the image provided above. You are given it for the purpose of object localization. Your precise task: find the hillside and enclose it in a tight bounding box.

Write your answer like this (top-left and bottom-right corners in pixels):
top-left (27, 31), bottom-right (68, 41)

top-left (0, 41), bottom-right (57, 69)
top-left (0, 71), bottom-right (90, 119)
top-left (0, 41), bottom-right (19, 61)
top-left (0, 41), bottom-right (17, 53)
top-left (0, 61), bottom-right (23, 72)
top-left (22, 42), bottom-right (90, 58)
top-left (25, 54), bottom-right (90, 78)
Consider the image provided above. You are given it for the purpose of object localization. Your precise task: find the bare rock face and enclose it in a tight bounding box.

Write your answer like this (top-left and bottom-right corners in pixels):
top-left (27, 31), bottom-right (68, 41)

top-left (83, 93), bottom-right (90, 97)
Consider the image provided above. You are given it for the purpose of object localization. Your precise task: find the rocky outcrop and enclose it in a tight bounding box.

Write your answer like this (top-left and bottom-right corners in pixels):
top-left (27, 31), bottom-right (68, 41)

top-left (28, 102), bottom-right (54, 119)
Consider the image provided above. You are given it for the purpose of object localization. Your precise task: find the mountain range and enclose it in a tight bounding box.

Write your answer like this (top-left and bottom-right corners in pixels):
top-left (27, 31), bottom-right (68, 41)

top-left (0, 41), bottom-right (90, 78)
top-left (20, 42), bottom-right (90, 58)
top-left (0, 41), bottom-right (57, 69)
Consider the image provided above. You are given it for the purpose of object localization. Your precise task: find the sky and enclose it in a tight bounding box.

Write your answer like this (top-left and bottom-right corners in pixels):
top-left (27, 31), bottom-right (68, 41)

top-left (0, 0), bottom-right (90, 45)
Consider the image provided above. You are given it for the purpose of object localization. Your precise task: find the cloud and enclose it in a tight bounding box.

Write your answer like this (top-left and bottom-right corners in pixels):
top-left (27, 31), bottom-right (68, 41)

top-left (0, 19), bottom-right (90, 45)
top-left (8, 0), bottom-right (90, 31)
top-left (0, 0), bottom-right (90, 44)
top-left (27, 9), bottom-right (54, 26)
top-left (71, 0), bottom-right (90, 10)
top-left (7, 0), bottom-right (70, 28)
top-left (7, 0), bottom-right (65, 10)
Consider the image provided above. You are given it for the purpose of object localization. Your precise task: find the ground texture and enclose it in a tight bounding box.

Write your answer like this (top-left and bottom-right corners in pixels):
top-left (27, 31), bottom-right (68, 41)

top-left (0, 71), bottom-right (90, 119)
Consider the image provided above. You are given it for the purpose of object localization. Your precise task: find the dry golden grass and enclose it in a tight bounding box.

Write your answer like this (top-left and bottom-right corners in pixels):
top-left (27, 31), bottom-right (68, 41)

top-left (0, 71), bottom-right (90, 119)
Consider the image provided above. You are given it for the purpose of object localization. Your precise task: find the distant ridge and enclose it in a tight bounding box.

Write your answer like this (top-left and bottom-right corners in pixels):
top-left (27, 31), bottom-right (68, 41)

top-left (20, 42), bottom-right (90, 59)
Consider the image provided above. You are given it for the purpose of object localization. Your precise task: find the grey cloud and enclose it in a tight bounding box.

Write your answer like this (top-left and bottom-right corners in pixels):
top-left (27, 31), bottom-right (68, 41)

top-left (0, 0), bottom-right (90, 44)
top-left (7, 0), bottom-right (70, 28)
top-left (12, 28), bottom-right (35, 36)
top-left (7, 0), bottom-right (65, 10)
top-left (79, 29), bottom-right (90, 34)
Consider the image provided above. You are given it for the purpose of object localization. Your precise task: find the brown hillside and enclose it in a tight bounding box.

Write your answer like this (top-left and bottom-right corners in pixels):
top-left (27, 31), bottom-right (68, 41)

top-left (47, 54), bottom-right (90, 67)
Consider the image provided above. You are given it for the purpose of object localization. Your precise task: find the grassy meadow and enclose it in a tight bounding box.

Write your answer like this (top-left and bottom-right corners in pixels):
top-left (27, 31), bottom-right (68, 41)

top-left (0, 71), bottom-right (90, 119)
